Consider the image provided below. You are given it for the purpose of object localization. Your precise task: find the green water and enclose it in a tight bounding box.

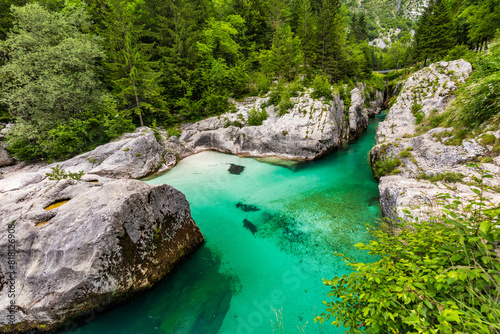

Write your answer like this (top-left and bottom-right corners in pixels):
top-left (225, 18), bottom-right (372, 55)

top-left (72, 115), bottom-right (384, 334)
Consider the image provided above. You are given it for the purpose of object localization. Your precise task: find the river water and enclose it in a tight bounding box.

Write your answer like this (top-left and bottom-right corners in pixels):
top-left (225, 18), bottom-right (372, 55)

top-left (74, 114), bottom-right (384, 334)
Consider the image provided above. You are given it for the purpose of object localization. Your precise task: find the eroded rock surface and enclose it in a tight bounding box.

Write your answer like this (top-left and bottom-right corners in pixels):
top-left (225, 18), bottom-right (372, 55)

top-left (0, 127), bottom-right (168, 193)
top-left (371, 60), bottom-right (500, 222)
top-left (179, 86), bottom-right (384, 161)
top-left (0, 177), bottom-right (203, 332)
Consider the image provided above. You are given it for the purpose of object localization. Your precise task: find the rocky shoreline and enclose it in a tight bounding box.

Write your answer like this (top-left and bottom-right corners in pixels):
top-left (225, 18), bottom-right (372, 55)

top-left (370, 59), bottom-right (500, 223)
top-left (0, 84), bottom-right (384, 332)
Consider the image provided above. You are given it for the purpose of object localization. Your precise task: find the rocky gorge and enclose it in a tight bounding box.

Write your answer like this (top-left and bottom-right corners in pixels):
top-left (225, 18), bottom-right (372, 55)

top-left (370, 59), bottom-right (500, 222)
top-left (0, 84), bottom-right (384, 332)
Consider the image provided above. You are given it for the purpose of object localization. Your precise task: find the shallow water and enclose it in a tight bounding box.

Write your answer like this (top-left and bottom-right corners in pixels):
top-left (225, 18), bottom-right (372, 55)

top-left (72, 114), bottom-right (384, 334)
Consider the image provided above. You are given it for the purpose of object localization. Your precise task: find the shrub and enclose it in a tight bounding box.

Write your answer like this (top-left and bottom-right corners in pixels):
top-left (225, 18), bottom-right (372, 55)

top-left (247, 107), bottom-right (268, 126)
top-left (316, 172), bottom-right (500, 333)
top-left (372, 156), bottom-right (401, 178)
top-left (46, 165), bottom-right (84, 181)
top-left (311, 74), bottom-right (333, 100)
top-left (277, 91), bottom-right (294, 117)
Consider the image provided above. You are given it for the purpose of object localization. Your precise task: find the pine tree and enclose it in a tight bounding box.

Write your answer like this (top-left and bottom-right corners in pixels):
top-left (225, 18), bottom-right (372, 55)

top-left (414, 0), bottom-right (454, 66)
top-left (102, 0), bottom-right (164, 127)
top-left (262, 23), bottom-right (303, 80)
top-left (315, 0), bottom-right (345, 81)
top-left (141, 0), bottom-right (210, 120)
top-left (295, 0), bottom-right (316, 70)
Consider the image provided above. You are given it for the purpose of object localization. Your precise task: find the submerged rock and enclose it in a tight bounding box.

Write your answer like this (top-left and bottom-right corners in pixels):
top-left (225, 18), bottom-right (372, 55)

top-left (235, 202), bottom-right (260, 212)
top-left (0, 178), bottom-right (204, 332)
top-left (243, 219), bottom-right (257, 235)
top-left (228, 164), bottom-right (245, 175)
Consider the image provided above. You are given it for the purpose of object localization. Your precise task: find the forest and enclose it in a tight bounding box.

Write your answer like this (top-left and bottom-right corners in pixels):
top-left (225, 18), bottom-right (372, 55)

top-left (0, 0), bottom-right (499, 161)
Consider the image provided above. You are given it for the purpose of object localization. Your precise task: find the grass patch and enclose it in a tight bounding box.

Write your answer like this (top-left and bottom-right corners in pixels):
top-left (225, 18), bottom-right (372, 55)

top-left (417, 171), bottom-right (465, 183)
top-left (373, 156), bottom-right (402, 178)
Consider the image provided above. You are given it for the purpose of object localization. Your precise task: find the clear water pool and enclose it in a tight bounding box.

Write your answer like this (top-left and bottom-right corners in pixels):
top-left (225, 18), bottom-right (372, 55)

top-left (72, 114), bottom-right (384, 334)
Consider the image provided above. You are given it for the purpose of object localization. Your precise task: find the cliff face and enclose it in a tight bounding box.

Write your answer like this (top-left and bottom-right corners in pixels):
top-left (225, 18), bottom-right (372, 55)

top-left (177, 86), bottom-right (384, 161)
top-left (371, 60), bottom-right (500, 222)
top-left (0, 177), bottom-right (203, 332)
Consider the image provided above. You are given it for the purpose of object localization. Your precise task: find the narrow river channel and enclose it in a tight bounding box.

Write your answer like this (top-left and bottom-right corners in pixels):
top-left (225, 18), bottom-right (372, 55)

top-left (74, 114), bottom-right (385, 334)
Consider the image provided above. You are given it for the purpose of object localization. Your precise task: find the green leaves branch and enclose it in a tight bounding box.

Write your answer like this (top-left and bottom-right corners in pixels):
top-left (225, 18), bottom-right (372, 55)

top-left (316, 165), bottom-right (500, 333)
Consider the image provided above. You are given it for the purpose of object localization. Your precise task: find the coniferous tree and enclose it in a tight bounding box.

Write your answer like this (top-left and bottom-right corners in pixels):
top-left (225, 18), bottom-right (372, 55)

top-left (414, 0), bottom-right (454, 66)
top-left (295, 0), bottom-right (316, 70)
top-left (142, 0), bottom-right (210, 120)
top-left (316, 0), bottom-right (345, 81)
top-left (101, 0), bottom-right (164, 127)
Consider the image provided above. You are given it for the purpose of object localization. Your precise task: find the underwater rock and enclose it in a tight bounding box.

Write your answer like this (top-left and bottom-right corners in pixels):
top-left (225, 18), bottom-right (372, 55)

top-left (235, 202), bottom-right (260, 212)
top-left (0, 178), bottom-right (204, 332)
top-left (368, 195), bottom-right (380, 207)
top-left (228, 164), bottom-right (245, 175)
top-left (243, 219), bottom-right (257, 235)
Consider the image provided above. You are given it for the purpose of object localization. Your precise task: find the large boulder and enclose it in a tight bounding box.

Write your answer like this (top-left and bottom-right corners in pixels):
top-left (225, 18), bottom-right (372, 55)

top-left (0, 127), bottom-right (168, 193)
top-left (0, 177), bottom-right (204, 332)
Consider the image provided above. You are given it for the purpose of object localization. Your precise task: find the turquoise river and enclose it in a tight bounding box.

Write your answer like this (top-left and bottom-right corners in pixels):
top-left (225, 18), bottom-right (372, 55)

top-left (72, 114), bottom-right (384, 334)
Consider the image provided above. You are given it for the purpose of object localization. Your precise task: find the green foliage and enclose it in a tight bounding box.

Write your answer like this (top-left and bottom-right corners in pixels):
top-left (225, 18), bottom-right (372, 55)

top-left (411, 102), bottom-right (425, 124)
top-left (414, 0), bottom-right (455, 65)
top-left (316, 170), bottom-right (500, 333)
top-left (417, 171), bottom-right (465, 183)
top-left (480, 134), bottom-right (497, 146)
top-left (247, 107), bottom-right (268, 126)
top-left (0, 3), bottom-right (128, 161)
top-left (372, 156), bottom-right (401, 178)
top-left (6, 100), bottom-right (134, 161)
top-left (310, 74), bottom-right (333, 99)
top-left (260, 23), bottom-right (304, 81)
top-left (45, 165), bottom-right (84, 181)
top-left (444, 44), bottom-right (500, 130)
top-left (277, 91), bottom-right (294, 117)
top-left (101, 0), bottom-right (165, 127)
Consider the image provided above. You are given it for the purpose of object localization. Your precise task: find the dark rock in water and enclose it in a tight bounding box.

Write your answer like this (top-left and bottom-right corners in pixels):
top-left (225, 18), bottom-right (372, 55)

top-left (236, 202), bottom-right (260, 212)
top-left (243, 219), bottom-right (257, 235)
top-left (228, 164), bottom-right (245, 175)
top-left (368, 195), bottom-right (380, 207)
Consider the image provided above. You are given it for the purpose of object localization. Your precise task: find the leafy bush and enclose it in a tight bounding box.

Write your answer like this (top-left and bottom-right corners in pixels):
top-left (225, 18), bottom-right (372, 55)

top-left (411, 102), bottom-right (425, 124)
top-left (6, 103), bottom-right (134, 161)
top-left (480, 134), bottom-right (497, 146)
top-left (445, 44), bottom-right (476, 62)
top-left (445, 45), bottom-right (500, 129)
top-left (311, 74), bottom-right (333, 100)
top-left (316, 172), bottom-right (500, 334)
top-left (277, 91), bottom-right (294, 117)
top-left (46, 165), bottom-right (84, 181)
top-left (247, 107), bottom-right (268, 126)
top-left (372, 156), bottom-right (401, 178)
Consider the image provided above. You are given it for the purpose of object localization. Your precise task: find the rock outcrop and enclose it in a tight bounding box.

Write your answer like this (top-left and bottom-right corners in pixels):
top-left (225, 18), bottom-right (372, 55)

top-left (0, 127), bottom-right (168, 193)
top-left (178, 86), bottom-right (384, 161)
top-left (0, 177), bottom-right (204, 332)
top-left (371, 60), bottom-right (500, 222)
top-left (0, 146), bottom-right (13, 168)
